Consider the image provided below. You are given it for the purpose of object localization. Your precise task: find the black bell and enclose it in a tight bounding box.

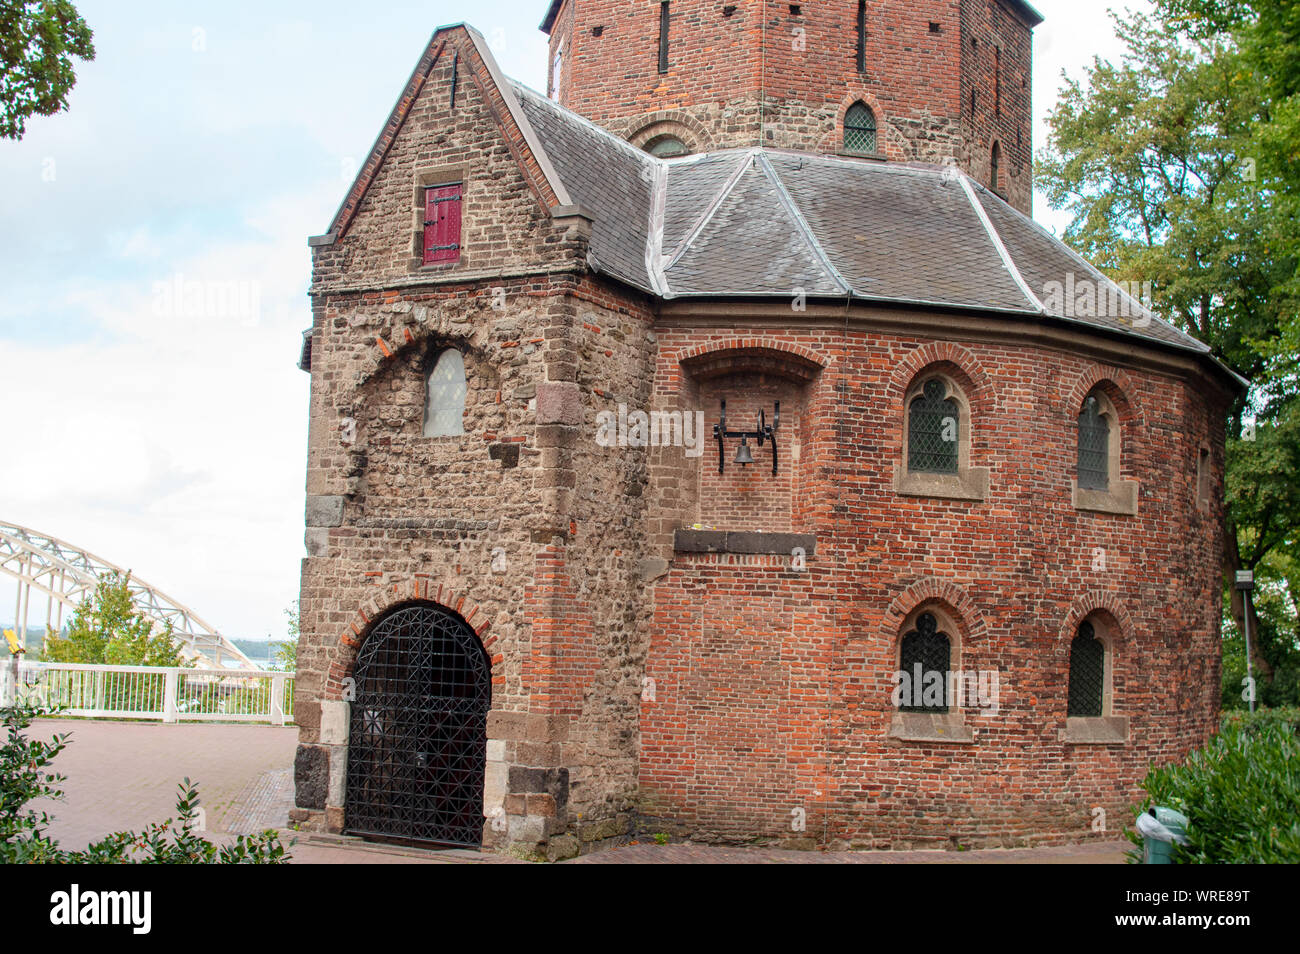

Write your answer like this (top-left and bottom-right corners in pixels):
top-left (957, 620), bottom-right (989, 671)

top-left (734, 439), bottom-right (755, 466)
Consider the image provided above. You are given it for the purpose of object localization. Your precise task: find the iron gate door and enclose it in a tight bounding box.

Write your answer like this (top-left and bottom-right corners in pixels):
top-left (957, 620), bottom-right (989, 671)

top-left (344, 604), bottom-right (491, 846)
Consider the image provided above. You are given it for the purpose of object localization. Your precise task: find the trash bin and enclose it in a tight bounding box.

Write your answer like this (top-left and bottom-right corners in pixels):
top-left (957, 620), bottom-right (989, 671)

top-left (1136, 806), bottom-right (1189, 864)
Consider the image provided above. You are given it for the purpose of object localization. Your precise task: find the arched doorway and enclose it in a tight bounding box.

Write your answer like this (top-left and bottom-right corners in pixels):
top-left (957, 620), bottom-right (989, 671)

top-left (344, 603), bottom-right (491, 847)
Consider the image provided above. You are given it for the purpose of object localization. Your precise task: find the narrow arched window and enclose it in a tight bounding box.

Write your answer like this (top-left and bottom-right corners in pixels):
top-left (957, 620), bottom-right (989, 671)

top-left (1068, 621), bottom-right (1105, 717)
top-left (990, 142), bottom-right (1001, 192)
top-left (424, 349), bottom-right (466, 437)
top-left (899, 612), bottom-right (951, 713)
top-left (1077, 393), bottom-right (1110, 491)
top-left (843, 102), bottom-right (877, 155)
top-left (908, 378), bottom-right (960, 474)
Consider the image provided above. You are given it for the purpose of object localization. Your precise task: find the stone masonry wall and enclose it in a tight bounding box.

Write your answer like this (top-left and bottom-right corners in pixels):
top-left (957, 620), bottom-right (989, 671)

top-left (293, 26), bottom-right (656, 859)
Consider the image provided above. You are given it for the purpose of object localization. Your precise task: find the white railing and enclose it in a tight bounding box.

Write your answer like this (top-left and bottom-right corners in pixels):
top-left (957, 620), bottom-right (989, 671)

top-left (0, 661), bottom-right (295, 725)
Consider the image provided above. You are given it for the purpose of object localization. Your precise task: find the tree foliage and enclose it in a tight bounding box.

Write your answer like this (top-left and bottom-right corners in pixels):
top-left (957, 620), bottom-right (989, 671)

top-left (1036, 3), bottom-right (1300, 703)
top-left (43, 571), bottom-right (188, 668)
top-left (0, 0), bottom-right (95, 140)
top-left (270, 602), bottom-right (298, 673)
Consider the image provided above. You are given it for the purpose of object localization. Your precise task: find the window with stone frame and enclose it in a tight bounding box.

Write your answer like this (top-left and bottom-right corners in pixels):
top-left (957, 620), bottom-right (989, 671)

top-left (1067, 620), bottom-right (1105, 717)
top-left (843, 101), bottom-right (878, 155)
top-left (897, 612), bottom-right (952, 713)
top-left (908, 378), bottom-right (960, 474)
top-left (421, 183), bottom-right (463, 265)
top-left (895, 370), bottom-right (988, 501)
top-left (1059, 613), bottom-right (1128, 744)
top-left (1077, 392), bottom-right (1111, 491)
top-left (424, 348), bottom-right (467, 437)
top-left (1071, 386), bottom-right (1138, 515)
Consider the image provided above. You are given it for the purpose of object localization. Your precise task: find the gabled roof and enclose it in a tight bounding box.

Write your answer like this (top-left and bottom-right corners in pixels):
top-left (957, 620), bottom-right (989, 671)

top-left (314, 23), bottom-right (570, 244)
top-left (313, 20), bottom-right (1233, 385)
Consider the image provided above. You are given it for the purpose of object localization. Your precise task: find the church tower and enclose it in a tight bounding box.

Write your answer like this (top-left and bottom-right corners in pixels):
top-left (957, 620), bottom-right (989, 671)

top-left (541, 0), bottom-right (1041, 213)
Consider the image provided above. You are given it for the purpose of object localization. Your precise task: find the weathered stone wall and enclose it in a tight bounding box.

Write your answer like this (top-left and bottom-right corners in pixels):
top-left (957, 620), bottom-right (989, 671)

top-left (294, 26), bottom-right (656, 859)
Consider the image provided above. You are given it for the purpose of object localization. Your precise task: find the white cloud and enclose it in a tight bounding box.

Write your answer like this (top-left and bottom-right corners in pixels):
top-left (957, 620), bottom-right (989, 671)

top-left (0, 0), bottom-right (1143, 642)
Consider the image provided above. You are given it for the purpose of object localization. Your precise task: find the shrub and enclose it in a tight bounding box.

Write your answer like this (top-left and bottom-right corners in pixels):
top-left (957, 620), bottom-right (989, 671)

top-left (1126, 719), bottom-right (1300, 863)
top-left (0, 703), bottom-right (292, 864)
top-left (1221, 705), bottom-right (1300, 736)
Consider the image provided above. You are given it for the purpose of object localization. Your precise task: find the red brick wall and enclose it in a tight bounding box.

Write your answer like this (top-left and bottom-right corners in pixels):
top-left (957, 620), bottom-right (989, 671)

top-left (638, 320), bottom-right (1229, 848)
top-left (546, 0), bottom-right (1035, 212)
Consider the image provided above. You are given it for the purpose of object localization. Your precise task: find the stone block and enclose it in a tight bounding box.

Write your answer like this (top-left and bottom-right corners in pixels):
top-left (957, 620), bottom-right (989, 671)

top-left (294, 744), bottom-right (329, 810)
top-left (637, 556), bottom-right (670, 582)
top-left (305, 527), bottom-right (331, 557)
top-left (535, 381), bottom-right (583, 426)
top-left (305, 495), bottom-right (345, 528)
top-left (487, 710), bottom-right (529, 740)
top-left (327, 745), bottom-right (347, 807)
top-left (319, 700), bottom-right (350, 745)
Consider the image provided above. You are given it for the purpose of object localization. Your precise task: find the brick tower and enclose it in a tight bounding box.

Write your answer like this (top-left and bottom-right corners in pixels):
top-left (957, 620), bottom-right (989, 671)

top-left (541, 0), bottom-right (1041, 212)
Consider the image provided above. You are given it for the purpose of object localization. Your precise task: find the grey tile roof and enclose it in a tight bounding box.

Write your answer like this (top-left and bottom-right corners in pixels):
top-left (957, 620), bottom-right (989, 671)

top-left (510, 81), bottom-right (1211, 357)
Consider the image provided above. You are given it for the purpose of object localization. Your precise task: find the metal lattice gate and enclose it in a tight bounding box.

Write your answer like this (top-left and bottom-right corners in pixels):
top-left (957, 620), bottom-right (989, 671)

top-left (345, 604), bottom-right (491, 847)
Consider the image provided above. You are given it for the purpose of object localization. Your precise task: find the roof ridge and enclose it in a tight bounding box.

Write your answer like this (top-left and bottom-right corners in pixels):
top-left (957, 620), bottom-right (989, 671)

top-left (755, 152), bottom-right (850, 295)
top-left (956, 173), bottom-right (1047, 315)
top-left (509, 80), bottom-right (658, 170)
top-left (972, 184), bottom-right (1207, 353)
top-left (666, 151), bottom-right (753, 269)
top-left (646, 161), bottom-right (671, 297)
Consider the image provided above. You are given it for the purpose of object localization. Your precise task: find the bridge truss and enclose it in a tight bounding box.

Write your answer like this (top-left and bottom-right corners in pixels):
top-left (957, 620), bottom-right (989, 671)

top-left (0, 520), bottom-right (255, 670)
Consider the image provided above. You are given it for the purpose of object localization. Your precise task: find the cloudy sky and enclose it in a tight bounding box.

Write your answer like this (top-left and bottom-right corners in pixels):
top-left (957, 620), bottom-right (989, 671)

top-left (0, 0), bottom-right (1149, 641)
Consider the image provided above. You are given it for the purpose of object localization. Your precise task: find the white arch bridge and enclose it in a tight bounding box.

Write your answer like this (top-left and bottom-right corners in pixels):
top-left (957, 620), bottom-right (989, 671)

top-left (1, 520), bottom-right (255, 670)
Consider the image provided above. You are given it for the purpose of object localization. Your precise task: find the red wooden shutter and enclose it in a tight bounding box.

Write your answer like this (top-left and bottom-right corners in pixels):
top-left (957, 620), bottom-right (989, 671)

top-left (423, 184), bottom-right (462, 264)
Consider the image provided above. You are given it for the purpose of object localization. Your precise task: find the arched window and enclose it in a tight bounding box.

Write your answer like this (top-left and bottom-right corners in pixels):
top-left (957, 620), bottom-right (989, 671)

top-left (990, 142), bottom-right (1001, 192)
top-left (424, 348), bottom-right (466, 437)
top-left (1067, 620), bottom-right (1105, 717)
top-left (1077, 393), bottom-right (1111, 491)
top-left (898, 611), bottom-right (951, 713)
top-left (843, 101), bottom-right (877, 155)
top-left (908, 378), bottom-right (960, 474)
top-left (1072, 384), bottom-right (1137, 514)
top-left (646, 135), bottom-right (689, 158)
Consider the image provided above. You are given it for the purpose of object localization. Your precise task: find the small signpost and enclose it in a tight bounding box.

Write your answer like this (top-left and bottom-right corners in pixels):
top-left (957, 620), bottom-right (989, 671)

top-left (1235, 570), bottom-right (1256, 714)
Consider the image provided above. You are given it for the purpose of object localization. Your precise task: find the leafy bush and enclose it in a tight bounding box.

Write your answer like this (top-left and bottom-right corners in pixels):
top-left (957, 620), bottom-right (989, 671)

top-left (1222, 705), bottom-right (1300, 736)
top-left (1126, 719), bottom-right (1300, 863)
top-left (1, 703), bottom-right (292, 864)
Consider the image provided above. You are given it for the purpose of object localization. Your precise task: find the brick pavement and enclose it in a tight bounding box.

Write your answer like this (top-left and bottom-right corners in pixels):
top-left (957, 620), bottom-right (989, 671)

top-left (22, 719), bottom-right (1130, 864)
top-left (27, 718), bottom-right (299, 850)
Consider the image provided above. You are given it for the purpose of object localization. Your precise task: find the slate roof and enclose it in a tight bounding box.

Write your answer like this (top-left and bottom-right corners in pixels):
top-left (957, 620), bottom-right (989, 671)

top-left (511, 80), bottom-right (1209, 357)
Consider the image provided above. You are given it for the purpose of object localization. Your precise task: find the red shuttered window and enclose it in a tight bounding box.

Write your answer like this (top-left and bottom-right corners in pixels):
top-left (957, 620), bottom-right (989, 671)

top-left (423, 184), bottom-right (463, 265)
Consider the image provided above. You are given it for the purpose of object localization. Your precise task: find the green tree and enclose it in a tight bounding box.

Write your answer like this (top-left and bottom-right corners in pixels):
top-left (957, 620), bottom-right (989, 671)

top-left (0, 0), bottom-right (95, 140)
top-left (270, 601), bottom-right (298, 672)
top-left (44, 571), bottom-right (188, 668)
top-left (1036, 5), bottom-right (1300, 700)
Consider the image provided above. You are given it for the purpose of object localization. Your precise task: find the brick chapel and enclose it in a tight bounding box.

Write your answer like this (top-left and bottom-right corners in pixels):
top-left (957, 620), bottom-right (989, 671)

top-left (291, 1), bottom-right (1243, 858)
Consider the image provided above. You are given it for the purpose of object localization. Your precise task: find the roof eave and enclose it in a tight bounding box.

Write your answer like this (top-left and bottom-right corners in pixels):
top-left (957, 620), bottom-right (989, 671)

top-left (1000, 0), bottom-right (1045, 28)
top-left (540, 0), bottom-right (564, 34)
